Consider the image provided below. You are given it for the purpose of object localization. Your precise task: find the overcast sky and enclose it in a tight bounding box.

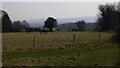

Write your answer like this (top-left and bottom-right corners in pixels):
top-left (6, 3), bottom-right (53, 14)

top-left (2, 2), bottom-right (110, 21)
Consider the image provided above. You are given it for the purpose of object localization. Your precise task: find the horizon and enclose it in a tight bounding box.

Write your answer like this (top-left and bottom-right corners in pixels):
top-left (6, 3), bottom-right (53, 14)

top-left (27, 16), bottom-right (97, 28)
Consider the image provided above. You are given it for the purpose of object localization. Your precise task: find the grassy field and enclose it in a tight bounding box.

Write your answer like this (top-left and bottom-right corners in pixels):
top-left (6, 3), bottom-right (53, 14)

top-left (2, 31), bottom-right (119, 66)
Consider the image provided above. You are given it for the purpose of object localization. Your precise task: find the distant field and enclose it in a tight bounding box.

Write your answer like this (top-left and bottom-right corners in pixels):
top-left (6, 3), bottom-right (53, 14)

top-left (2, 31), bottom-right (119, 66)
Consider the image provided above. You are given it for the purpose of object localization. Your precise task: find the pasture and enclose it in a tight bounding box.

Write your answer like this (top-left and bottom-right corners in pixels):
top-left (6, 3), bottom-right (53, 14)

top-left (2, 31), bottom-right (119, 66)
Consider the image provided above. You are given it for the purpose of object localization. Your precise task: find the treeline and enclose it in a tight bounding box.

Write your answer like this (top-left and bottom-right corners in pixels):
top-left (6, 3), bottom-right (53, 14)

top-left (96, 2), bottom-right (120, 42)
top-left (0, 9), bottom-right (87, 32)
top-left (1, 10), bottom-right (30, 32)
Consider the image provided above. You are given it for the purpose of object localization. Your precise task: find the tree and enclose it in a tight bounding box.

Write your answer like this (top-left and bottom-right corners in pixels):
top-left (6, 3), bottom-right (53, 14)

top-left (13, 20), bottom-right (30, 32)
top-left (13, 21), bottom-right (23, 32)
top-left (22, 20), bottom-right (30, 29)
top-left (97, 4), bottom-right (115, 31)
top-left (75, 20), bottom-right (85, 31)
top-left (114, 2), bottom-right (120, 42)
top-left (2, 10), bottom-right (13, 32)
top-left (97, 2), bottom-right (120, 42)
top-left (44, 17), bottom-right (57, 31)
top-left (0, 10), bottom-right (2, 32)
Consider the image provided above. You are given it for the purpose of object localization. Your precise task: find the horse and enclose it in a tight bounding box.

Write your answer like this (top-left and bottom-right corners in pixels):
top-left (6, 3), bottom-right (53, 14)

top-left (26, 28), bottom-right (33, 33)
top-left (40, 29), bottom-right (48, 34)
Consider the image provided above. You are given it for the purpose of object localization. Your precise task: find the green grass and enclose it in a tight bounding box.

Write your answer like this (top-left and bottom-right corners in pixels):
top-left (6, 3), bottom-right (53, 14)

top-left (3, 49), bottom-right (79, 60)
top-left (2, 31), bottom-right (119, 66)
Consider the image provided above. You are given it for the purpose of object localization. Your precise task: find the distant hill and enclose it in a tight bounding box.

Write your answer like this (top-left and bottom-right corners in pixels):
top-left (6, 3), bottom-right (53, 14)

top-left (57, 16), bottom-right (97, 24)
top-left (85, 23), bottom-right (97, 30)
top-left (57, 23), bottom-right (78, 31)
top-left (27, 19), bottom-right (45, 28)
top-left (57, 23), bottom-right (97, 31)
top-left (27, 16), bottom-right (97, 28)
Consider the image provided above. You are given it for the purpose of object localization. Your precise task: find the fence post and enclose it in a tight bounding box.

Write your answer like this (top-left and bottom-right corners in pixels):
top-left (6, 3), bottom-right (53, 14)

top-left (33, 35), bottom-right (35, 49)
top-left (73, 34), bottom-right (75, 43)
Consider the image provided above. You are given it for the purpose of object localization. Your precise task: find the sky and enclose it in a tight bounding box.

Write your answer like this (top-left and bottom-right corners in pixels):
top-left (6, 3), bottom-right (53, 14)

top-left (1, 2), bottom-right (116, 21)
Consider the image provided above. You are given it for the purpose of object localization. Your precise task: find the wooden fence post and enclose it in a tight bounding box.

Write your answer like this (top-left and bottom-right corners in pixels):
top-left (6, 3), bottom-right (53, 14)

top-left (73, 34), bottom-right (75, 43)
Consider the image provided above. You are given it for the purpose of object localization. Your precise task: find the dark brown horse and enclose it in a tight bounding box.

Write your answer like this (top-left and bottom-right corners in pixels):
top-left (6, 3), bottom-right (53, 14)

top-left (26, 28), bottom-right (33, 33)
top-left (40, 29), bottom-right (48, 34)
